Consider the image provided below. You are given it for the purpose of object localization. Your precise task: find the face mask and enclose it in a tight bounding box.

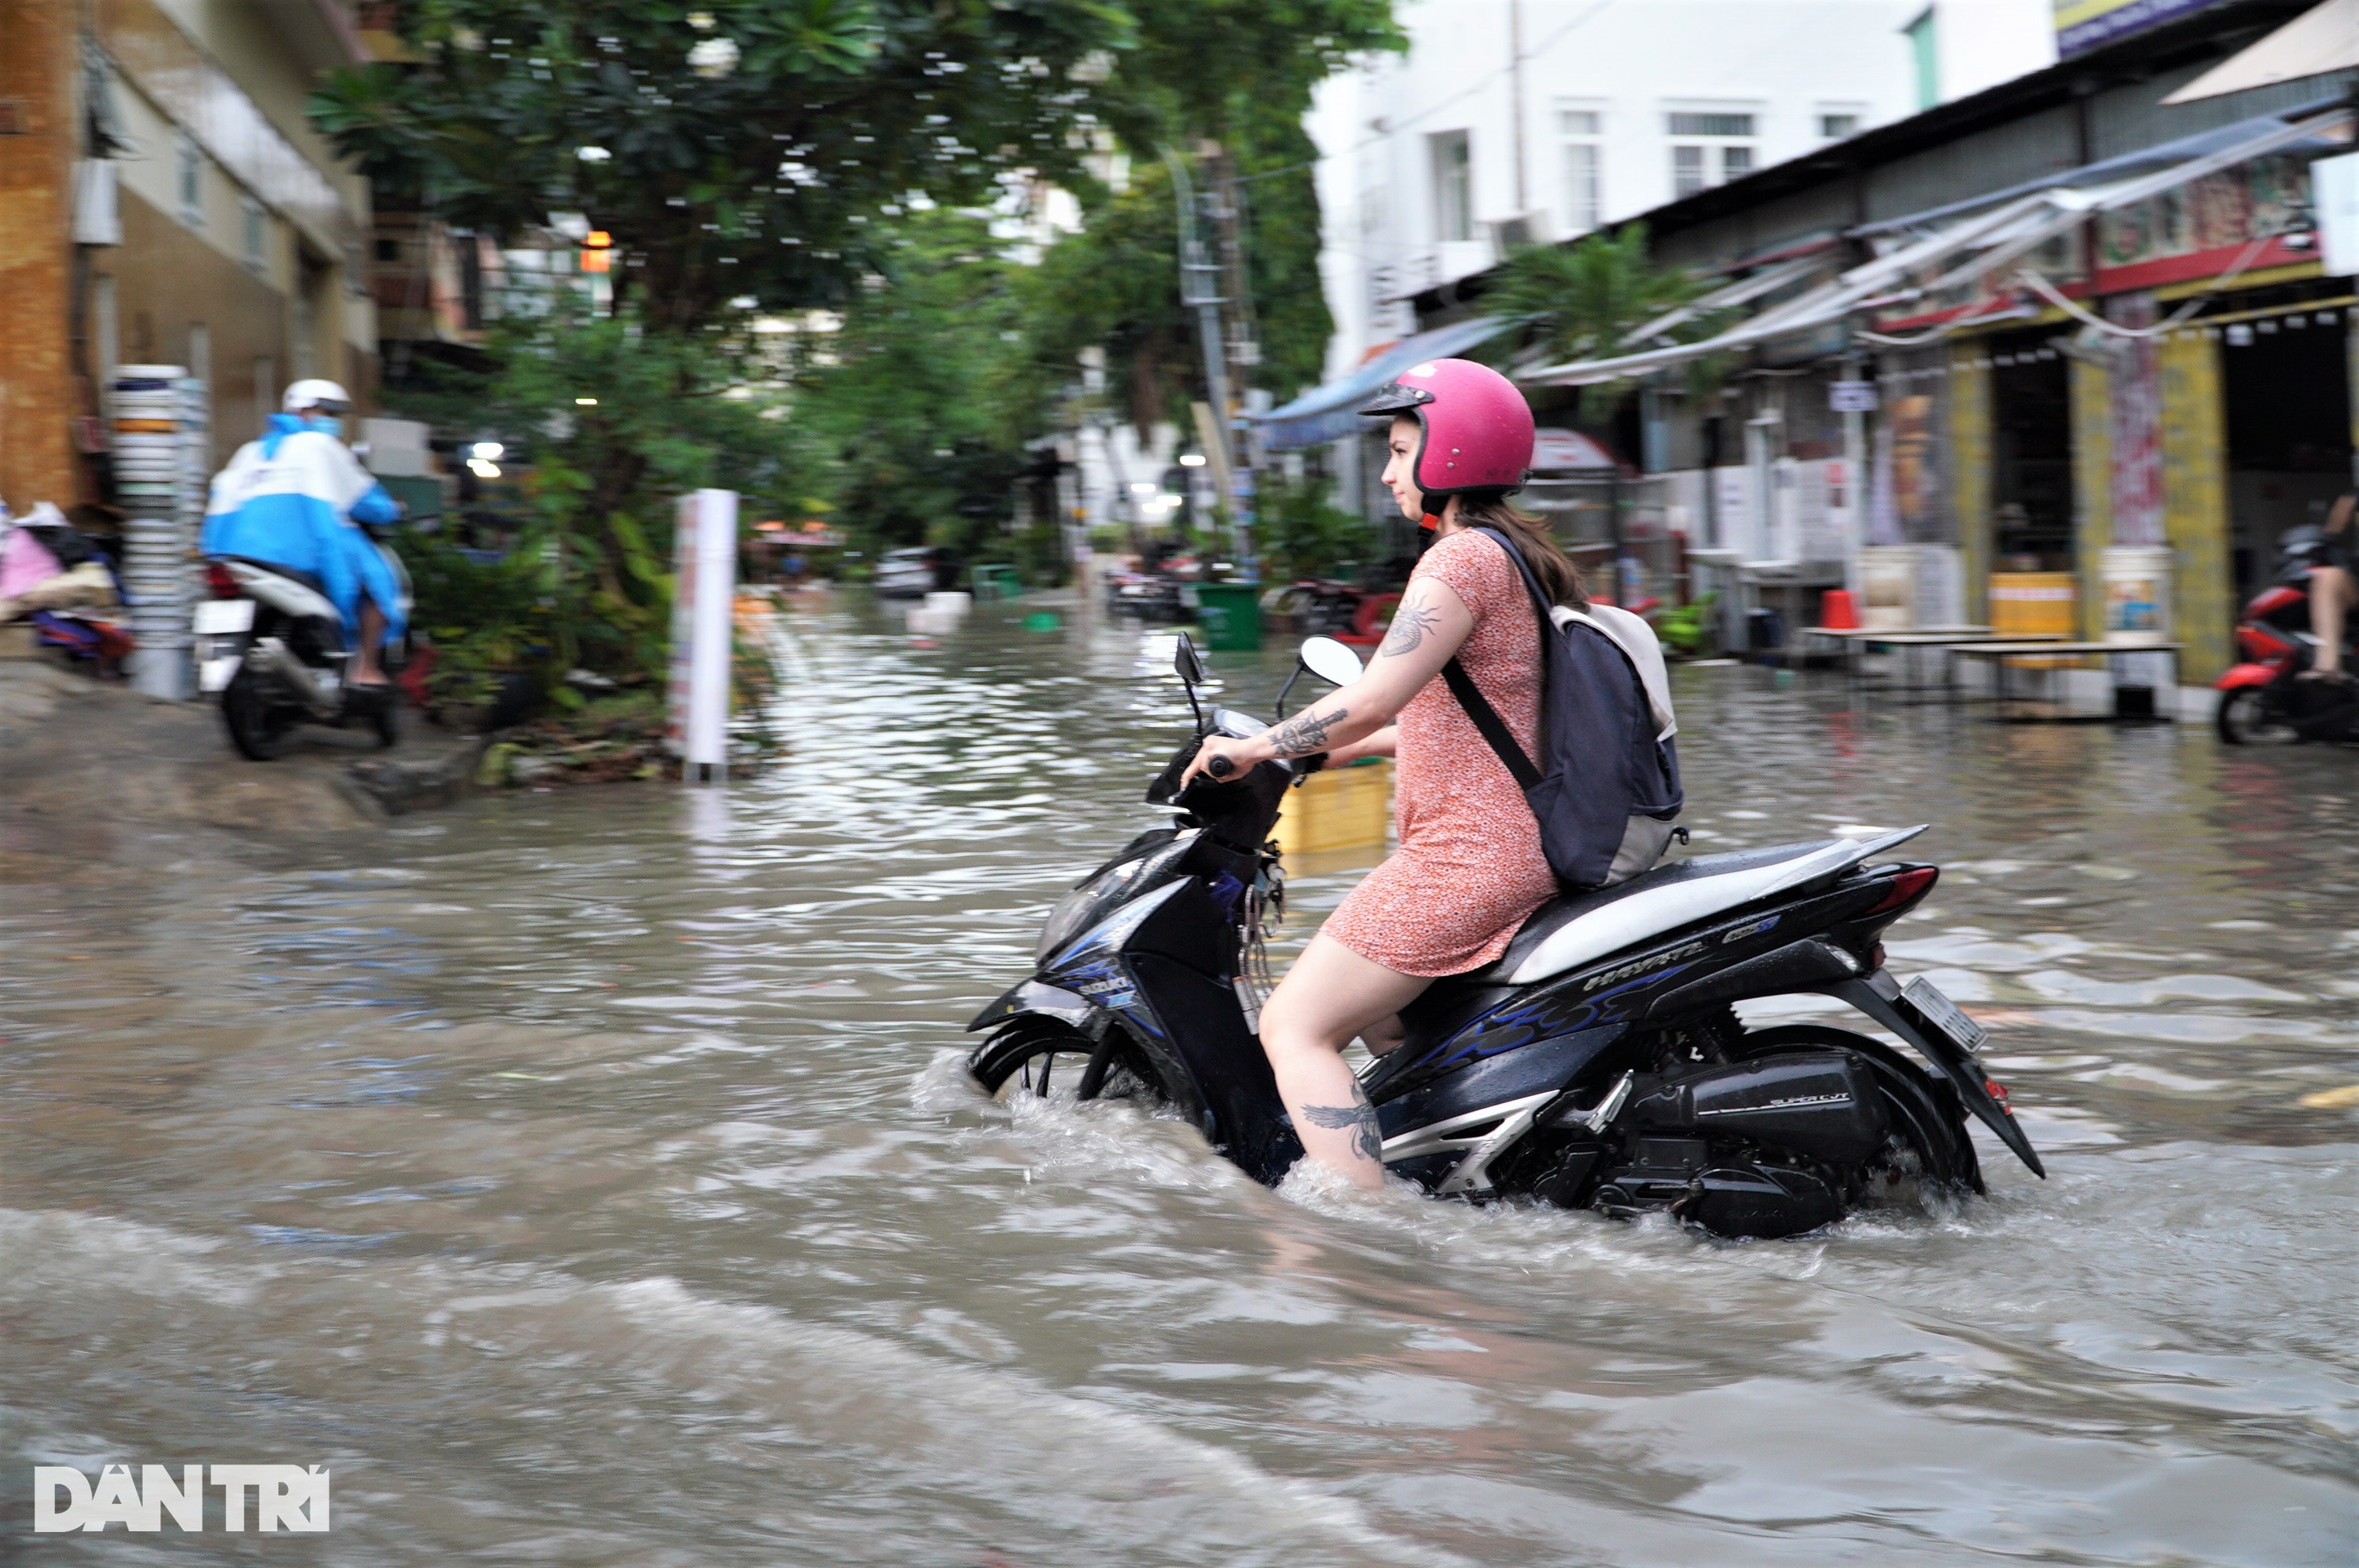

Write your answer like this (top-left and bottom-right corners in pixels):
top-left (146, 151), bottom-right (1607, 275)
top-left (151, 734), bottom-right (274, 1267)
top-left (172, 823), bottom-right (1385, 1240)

top-left (304, 415), bottom-right (343, 439)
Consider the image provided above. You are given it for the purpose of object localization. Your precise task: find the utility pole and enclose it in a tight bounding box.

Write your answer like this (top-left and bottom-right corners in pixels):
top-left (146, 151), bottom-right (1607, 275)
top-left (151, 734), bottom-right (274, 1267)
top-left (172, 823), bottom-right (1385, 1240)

top-left (1165, 151), bottom-right (1233, 481)
top-left (1510, 0), bottom-right (1528, 215)
top-left (1169, 143), bottom-right (1261, 581)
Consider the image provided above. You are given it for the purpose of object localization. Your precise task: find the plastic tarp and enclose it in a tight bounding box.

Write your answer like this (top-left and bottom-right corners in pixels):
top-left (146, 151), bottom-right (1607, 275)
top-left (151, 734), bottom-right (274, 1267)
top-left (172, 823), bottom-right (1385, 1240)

top-left (1250, 316), bottom-right (1513, 451)
top-left (0, 524), bottom-right (64, 601)
top-left (1521, 102), bottom-right (2351, 387)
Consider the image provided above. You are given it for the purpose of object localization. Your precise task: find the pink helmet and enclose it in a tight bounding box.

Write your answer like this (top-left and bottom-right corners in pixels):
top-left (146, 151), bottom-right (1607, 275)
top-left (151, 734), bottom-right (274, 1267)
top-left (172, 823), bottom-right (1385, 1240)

top-left (1359, 357), bottom-right (1535, 518)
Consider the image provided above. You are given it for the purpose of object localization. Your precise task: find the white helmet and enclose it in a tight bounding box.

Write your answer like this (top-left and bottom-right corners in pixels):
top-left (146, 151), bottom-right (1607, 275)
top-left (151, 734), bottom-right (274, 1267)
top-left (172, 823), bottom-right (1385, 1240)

top-left (283, 378), bottom-right (352, 416)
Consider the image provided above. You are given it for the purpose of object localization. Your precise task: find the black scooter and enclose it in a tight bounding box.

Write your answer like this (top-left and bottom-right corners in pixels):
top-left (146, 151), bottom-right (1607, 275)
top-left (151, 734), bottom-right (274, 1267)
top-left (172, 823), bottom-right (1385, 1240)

top-left (968, 634), bottom-right (2043, 1237)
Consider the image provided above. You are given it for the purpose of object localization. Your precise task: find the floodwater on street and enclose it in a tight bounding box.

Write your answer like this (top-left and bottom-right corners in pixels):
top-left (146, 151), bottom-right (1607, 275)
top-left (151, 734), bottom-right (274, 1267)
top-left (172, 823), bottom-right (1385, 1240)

top-left (2, 590), bottom-right (2354, 1566)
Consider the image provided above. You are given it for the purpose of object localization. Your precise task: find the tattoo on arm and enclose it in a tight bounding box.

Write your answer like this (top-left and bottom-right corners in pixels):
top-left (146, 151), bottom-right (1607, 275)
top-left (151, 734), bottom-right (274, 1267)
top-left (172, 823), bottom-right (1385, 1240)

top-left (1377, 593), bottom-right (1438, 658)
top-left (1267, 704), bottom-right (1347, 758)
top-left (1300, 1099), bottom-right (1383, 1166)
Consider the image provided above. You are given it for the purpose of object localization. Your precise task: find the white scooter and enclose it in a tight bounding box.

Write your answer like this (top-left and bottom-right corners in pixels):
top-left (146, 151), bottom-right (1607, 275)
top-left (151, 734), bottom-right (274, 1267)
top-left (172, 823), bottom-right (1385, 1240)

top-left (191, 540), bottom-right (413, 760)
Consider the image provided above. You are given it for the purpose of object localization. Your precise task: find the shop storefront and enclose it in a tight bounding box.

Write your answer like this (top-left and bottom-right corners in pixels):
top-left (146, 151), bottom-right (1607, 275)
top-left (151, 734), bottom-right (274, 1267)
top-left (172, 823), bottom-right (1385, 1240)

top-left (1477, 0), bottom-right (2353, 701)
top-left (1859, 139), bottom-right (2354, 681)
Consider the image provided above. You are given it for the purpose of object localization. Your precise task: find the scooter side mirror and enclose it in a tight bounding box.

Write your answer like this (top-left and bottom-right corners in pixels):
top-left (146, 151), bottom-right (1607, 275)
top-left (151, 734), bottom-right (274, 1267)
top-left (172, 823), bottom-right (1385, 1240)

top-left (1172, 633), bottom-right (1207, 686)
top-left (1299, 636), bottom-right (1365, 687)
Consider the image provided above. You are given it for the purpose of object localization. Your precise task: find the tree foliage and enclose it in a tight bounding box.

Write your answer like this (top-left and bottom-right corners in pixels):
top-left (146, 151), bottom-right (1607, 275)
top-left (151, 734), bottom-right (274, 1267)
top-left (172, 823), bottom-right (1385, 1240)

top-left (1489, 225), bottom-right (1731, 401)
top-left (313, 0), bottom-right (1136, 333)
top-left (787, 212), bottom-right (1047, 557)
top-left (325, 0), bottom-right (1411, 685)
top-left (1491, 226), bottom-right (1697, 367)
top-left (391, 303), bottom-right (796, 691)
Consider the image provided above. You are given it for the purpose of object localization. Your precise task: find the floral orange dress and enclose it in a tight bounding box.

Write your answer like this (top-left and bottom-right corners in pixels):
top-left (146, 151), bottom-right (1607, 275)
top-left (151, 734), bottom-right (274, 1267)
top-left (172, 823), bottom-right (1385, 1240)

top-left (1321, 528), bottom-right (1558, 976)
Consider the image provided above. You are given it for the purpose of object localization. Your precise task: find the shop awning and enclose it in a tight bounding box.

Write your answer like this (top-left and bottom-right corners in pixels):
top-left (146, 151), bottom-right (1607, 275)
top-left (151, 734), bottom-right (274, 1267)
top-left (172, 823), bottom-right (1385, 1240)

top-left (1251, 316), bottom-right (1514, 450)
top-left (1521, 103), bottom-right (2350, 387)
top-left (2165, 0), bottom-right (2359, 103)
top-left (1613, 252), bottom-right (1832, 351)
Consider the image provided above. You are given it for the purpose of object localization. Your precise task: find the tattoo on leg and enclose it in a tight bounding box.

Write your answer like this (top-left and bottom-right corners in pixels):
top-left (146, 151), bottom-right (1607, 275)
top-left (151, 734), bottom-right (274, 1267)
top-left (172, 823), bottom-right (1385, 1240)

top-left (1269, 704), bottom-right (1347, 758)
top-left (1301, 1100), bottom-right (1383, 1166)
top-left (1377, 594), bottom-right (1438, 658)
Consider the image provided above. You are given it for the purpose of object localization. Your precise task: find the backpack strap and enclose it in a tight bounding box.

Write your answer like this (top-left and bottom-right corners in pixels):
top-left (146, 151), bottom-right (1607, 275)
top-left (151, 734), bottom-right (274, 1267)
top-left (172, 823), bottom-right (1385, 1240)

top-left (1441, 657), bottom-right (1541, 789)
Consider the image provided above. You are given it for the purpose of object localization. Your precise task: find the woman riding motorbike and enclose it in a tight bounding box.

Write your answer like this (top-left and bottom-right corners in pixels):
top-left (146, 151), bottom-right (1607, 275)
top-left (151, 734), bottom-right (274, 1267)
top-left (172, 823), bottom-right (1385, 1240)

top-left (1180, 358), bottom-right (1631, 1189)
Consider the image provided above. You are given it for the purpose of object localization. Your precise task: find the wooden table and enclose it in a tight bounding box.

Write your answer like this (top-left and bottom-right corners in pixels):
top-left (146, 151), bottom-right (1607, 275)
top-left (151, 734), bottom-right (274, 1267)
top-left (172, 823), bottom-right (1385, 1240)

top-left (1947, 641), bottom-right (2183, 717)
top-left (1801, 626), bottom-right (2061, 693)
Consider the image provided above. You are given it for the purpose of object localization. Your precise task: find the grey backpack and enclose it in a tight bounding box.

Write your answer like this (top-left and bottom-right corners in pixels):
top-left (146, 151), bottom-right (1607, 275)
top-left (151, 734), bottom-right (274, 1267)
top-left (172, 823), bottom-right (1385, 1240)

top-left (1439, 527), bottom-right (1685, 890)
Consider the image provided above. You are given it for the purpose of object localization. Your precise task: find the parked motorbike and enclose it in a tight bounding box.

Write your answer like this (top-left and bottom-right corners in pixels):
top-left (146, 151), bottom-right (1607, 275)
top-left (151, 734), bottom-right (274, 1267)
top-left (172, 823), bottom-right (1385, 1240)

top-left (1266, 576), bottom-right (1368, 636)
top-left (2215, 525), bottom-right (2358, 745)
top-left (1103, 561), bottom-right (1190, 623)
top-left (967, 633), bottom-right (2043, 1239)
top-left (192, 543), bottom-right (412, 760)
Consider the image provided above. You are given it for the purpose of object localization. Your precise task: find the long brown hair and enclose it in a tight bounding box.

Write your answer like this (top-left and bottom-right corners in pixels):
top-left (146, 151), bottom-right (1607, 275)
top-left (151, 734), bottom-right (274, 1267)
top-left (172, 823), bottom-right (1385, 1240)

top-left (1453, 492), bottom-right (1590, 610)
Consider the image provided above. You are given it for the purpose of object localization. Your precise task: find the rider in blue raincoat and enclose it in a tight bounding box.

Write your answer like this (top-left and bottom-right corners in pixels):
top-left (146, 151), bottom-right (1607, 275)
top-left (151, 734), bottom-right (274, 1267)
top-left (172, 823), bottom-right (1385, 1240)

top-left (201, 379), bottom-right (405, 684)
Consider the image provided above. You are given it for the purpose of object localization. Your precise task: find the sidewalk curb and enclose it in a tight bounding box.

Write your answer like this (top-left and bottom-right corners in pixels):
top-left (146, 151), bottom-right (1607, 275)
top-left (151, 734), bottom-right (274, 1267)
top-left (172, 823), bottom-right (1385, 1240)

top-left (342, 735), bottom-right (489, 817)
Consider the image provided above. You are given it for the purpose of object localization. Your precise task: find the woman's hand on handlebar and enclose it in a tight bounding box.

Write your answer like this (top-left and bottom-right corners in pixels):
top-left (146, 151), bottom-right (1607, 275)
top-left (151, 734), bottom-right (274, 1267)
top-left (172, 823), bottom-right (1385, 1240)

top-left (1179, 733), bottom-right (1267, 790)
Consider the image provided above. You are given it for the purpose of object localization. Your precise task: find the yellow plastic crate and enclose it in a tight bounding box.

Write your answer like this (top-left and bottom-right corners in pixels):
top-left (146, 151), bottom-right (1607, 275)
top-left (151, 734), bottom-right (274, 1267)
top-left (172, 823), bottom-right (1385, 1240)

top-left (1988, 572), bottom-right (2081, 668)
top-left (1274, 758), bottom-right (1393, 859)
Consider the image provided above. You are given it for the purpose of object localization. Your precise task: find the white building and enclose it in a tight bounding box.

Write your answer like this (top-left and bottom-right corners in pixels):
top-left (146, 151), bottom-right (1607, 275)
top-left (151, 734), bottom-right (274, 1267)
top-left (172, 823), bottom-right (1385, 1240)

top-left (1905, 0), bottom-right (2059, 111)
top-left (1303, 0), bottom-right (2052, 384)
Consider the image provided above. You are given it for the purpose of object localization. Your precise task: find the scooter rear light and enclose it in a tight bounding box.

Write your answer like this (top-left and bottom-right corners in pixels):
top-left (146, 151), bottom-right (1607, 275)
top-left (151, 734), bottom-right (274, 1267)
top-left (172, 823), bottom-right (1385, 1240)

top-left (1985, 1076), bottom-right (2012, 1114)
top-left (1861, 866), bottom-right (1938, 916)
top-left (205, 562), bottom-right (242, 599)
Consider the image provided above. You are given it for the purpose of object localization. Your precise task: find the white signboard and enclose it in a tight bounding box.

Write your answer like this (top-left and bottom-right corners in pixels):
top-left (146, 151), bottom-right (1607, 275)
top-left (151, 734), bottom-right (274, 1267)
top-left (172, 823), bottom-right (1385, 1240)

top-left (667, 488), bottom-right (738, 780)
top-left (2316, 151), bottom-right (2359, 278)
top-left (1712, 466), bottom-right (1754, 556)
top-left (1828, 380), bottom-right (1879, 413)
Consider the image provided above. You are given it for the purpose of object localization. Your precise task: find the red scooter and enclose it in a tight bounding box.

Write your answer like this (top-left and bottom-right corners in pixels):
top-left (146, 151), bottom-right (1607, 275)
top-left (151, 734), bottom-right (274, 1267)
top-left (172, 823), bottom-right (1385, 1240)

top-left (2215, 526), bottom-right (2357, 745)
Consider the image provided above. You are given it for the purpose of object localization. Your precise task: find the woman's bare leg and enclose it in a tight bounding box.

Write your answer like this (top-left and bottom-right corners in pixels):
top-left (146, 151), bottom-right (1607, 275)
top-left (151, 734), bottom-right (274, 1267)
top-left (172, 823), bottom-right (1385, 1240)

top-left (1361, 1013), bottom-right (1408, 1055)
top-left (1256, 931), bottom-right (1433, 1189)
top-left (2310, 565), bottom-right (2351, 676)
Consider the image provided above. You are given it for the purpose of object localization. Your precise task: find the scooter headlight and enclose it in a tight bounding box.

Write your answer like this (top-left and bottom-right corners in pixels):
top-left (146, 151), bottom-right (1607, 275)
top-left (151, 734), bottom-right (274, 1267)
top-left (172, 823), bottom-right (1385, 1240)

top-left (1035, 838), bottom-right (1193, 964)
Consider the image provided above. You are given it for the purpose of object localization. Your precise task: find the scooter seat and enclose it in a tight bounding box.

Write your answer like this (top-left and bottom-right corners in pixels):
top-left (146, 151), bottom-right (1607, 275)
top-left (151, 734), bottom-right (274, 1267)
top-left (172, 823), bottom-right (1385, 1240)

top-left (221, 555), bottom-right (331, 601)
top-left (1486, 829), bottom-right (1927, 985)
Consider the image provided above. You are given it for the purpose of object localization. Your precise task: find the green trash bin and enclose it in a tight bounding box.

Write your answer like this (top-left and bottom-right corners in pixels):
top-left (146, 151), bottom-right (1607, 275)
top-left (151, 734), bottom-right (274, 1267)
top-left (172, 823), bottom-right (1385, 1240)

top-left (1194, 583), bottom-right (1263, 652)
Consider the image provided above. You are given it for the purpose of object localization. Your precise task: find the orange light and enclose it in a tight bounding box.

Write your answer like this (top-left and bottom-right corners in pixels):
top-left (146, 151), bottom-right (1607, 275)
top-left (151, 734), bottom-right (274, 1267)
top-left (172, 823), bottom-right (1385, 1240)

top-left (580, 249), bottom-right (610, 273)
top-left (584, 230), bottom-right (612, 249)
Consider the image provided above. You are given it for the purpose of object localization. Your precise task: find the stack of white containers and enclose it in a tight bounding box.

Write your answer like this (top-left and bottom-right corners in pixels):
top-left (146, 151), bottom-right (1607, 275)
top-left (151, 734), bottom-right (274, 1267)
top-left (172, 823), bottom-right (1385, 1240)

top-left (111, 365), bottom-right (211, 699)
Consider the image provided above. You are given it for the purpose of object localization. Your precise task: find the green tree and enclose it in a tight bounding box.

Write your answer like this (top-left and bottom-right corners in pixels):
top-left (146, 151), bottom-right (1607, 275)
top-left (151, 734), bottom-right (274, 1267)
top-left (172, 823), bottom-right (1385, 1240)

top-left (313, 1), bottom-right (1136, 334)
top-left (787, 212), bottom-right (1045, 562)
top-left (392, 303), bottom-right (796, 693)
top-left (1088, 0), bottom-right (1400, 400)
top-left (1488, 225), bottom-right (1729, 401)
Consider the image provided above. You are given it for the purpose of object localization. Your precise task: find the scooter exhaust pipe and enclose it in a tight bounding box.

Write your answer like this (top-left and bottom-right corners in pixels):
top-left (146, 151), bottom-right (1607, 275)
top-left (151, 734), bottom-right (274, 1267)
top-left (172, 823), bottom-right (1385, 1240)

top-left (252, 637), bottom-right (340, 717)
